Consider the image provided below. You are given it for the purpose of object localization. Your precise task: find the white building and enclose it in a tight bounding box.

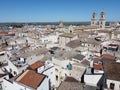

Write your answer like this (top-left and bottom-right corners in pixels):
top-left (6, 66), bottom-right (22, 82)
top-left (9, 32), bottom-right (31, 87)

top-left (84, 67), bottom-right (105, 90)
top-left (0, 49), bottom-right (7, 63)
top-left (51, 51), bottom-right (87, 87)
top-left (91, 11), bottom-right (106, 29)
top-left (0, 73), bottom-right (9, 90)
top-left (3, 70), bottom-right (49, 90)
top-left (59, 33), bottom-right (78, 49)
top-left (99, 12), bottom-right (106, 29)
top-left (5, 47), bottom-right (48, 76)
top-left (103, 62), bottom-right (120, 90)
top-left (29, 59), bottom-right (57, 89)
top-left (41, 35), bottom-right (58, 44)
top-left (36, 61), bottom-right (55, 89)
top-left (91, 12), bottom-right (98, 26)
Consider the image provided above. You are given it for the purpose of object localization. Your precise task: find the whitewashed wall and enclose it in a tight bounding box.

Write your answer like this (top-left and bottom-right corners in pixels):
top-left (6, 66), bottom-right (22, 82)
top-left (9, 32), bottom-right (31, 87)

top-left (107, 79), bottom-right (120, 90)
top-left (3, 79), bottom-right (32, 90)
top-left (37, 77), bottom-right (49, 90)
top-left (84, 74), bottom-right (102, 86)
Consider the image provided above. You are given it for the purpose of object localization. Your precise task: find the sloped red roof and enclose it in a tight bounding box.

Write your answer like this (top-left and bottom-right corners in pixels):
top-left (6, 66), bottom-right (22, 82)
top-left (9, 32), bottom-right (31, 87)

top-left (30, 61), bottom-right (44, 70)
top-left (81, 60), bottom-right (90, 66)
top-left (16, 70), bottom-right (46, 89)
top-left (93, 64), bottom-right (102, 70)
top-left (103, 62), bottom-right (120, 81)
top-left (101, 54), bottom-right (115, 61)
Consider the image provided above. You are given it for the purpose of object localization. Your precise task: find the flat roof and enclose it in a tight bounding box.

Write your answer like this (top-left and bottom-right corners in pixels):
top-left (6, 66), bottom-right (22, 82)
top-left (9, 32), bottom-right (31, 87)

top-left (19, 47), bottom-right (48, 58)
top-left (66, 39), bottom-right (82, 48)
top-left (59, 33), bottom-right (76, 38)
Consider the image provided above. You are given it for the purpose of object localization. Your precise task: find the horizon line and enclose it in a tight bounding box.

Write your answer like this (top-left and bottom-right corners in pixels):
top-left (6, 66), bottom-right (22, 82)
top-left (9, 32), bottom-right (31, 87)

top-left (0, 21), bottom-right (119, 23)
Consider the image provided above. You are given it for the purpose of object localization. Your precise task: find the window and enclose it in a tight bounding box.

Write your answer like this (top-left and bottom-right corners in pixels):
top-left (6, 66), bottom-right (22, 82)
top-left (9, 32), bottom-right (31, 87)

top-left (110, 83), bottom-right (115, 90)
top-left (56, 75), bottom-right (58, 81)
top-left (14, 71), bottom-right (17, 75)
top-left (0, 84), bottom-right (2, 89)
top-left (22, 70), bottom-right (25, 73)
top-left (9, 68), bottom-right (12, 72)
top-left (102, 15), bottom-right (103, 18)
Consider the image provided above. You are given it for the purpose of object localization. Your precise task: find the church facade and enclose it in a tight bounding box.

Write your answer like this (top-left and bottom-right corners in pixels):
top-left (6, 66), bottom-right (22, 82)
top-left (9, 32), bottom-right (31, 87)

top-left (91, 12), bottom-right (106, 29)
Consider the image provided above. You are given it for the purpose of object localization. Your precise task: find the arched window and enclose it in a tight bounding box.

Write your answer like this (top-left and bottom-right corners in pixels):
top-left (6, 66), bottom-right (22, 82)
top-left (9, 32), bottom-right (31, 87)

top-left (102, 15), bottom-right (104, 18)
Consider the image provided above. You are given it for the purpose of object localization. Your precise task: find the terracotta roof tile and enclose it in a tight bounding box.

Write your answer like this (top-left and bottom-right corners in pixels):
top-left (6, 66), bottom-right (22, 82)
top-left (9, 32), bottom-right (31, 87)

top-left (93, 64), bottom-right (102, 70)
top-left (81, 60), bottom-right (90, 66)
top-left (16, 70), bottom-right (46, 89)
top-left (30, 61), bottom-right (44, 70)
top-left (0, 31), bottom-right (8, 35)
top-left (4, 33), bottom-right (15, 36)
top-left (101, 54), bottom-right (115, 61)
top-left (103, 62), bottom-right (120, 81)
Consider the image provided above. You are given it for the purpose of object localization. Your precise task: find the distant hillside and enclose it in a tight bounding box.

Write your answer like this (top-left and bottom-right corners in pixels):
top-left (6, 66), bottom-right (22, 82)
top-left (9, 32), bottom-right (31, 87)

top-left (0, 21), bottom-right (111, 26)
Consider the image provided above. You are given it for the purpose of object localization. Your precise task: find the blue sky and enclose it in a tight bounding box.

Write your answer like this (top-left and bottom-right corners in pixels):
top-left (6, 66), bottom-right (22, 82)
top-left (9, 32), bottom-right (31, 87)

top-left (0, 0), bottom-right (120, 22)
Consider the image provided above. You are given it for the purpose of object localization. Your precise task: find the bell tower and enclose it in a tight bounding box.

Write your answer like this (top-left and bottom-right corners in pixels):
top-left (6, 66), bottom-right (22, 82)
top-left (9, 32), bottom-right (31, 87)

top-left (99, 11), bottom-right (105, 28)
top-left (91, 12), bottom-right (97, 26)
top-left (59, 20), bottom-right (64, 28)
